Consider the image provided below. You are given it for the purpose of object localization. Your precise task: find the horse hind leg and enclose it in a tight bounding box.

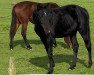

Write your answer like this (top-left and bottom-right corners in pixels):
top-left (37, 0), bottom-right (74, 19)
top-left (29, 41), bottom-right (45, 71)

top-left (64, 36), bottom-right (73, 48)
top-left (9, 19), bottom-right (20, 50)
top-left (68, 34), bottom-right (79, 70)
top-left (21, 22), bottom-right (32, 50)
top-left (78, 29), bottom-right (92, 68)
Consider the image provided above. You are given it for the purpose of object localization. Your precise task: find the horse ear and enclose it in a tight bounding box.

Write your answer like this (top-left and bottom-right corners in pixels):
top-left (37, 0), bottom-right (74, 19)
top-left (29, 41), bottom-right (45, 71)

top-left (47, 3), bottom-right (59, 8)
top-left (44, 3), bottom-right (48, 9)
top-left (37, 3), bottom-right (47, 11)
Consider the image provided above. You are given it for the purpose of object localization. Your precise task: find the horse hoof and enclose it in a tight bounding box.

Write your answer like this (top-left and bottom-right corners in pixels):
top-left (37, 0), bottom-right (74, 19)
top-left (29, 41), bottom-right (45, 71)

top-left (87, 66), bottom-right (91, 68)
top-left (87, 64), bottom-right (92, 68)
top-left (27, 47), bottom-right (33, 51)
top-left (10, 49), bottom-right (13, 51)
top-left (68, 68), bottom-right (72, 70)
top-left (68, 66), bottom-right (75, 70)
top-left (47, 69), bottom-right (53, 74)
top-left (47, 71), bottom-right (53, 74)
top-left (29, 48), bottom-right (33, 51)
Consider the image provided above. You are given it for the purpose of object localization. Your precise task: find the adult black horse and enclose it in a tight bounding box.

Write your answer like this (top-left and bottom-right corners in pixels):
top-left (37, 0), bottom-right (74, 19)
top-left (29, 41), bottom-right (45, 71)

top-left (33, 5), bottom-right (92, 73)
top-left (9, 1), bottom-right (72, 50)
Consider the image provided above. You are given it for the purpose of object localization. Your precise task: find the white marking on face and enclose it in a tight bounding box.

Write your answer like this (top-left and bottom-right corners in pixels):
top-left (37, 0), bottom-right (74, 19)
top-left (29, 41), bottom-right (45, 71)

top-left (48, 30), bottom-right (50, 33)
top-left (44, 12), bottom-right (47, 16)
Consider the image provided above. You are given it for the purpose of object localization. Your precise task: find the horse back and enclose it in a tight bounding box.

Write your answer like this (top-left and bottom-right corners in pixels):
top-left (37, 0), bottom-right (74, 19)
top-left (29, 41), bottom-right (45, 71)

top-left (12, 1), bottom-right (37, 22)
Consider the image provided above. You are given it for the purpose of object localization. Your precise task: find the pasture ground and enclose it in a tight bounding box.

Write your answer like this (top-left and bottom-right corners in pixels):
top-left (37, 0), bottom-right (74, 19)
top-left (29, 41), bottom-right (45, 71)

top-left (0, 0), bottom-right (94, 74)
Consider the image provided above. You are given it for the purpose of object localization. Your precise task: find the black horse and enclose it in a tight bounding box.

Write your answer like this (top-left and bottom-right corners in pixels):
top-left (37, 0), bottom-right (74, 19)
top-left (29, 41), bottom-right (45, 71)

top-left (33, 5), bottom-right (92, 74)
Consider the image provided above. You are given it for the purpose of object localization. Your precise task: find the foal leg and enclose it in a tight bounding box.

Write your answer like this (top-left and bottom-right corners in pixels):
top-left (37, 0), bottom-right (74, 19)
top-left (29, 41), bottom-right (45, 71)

top-left (21, 22), bottom-right (32, 50)
top-left (68, 34), bottom-right (79, 70)
top-left (79, 30), bottom-right (92, 68)
top-left (9, 19), bottom-right (20, 50)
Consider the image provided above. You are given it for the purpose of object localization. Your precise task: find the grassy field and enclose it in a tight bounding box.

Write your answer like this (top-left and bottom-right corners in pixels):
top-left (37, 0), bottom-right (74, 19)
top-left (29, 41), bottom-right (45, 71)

top-left (0, 0), bottom-right (94, 74)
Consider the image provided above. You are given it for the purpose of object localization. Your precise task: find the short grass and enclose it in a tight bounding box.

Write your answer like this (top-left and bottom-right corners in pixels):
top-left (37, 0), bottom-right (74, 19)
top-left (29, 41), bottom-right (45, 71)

top-left (0, 0), bottom-right (94, 75)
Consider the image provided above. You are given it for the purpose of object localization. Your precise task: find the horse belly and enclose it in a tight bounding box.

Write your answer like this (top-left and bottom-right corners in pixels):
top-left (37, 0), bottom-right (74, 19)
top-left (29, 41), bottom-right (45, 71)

top-left (54, 29), bottom-right (67, 38)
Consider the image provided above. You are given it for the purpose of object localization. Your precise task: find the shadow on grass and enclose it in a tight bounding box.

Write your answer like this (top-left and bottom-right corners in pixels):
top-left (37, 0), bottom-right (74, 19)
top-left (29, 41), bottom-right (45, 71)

top-left (29, 54), bottom-right (86, 70)
top-left (13, 39), bottom-right (68, 49)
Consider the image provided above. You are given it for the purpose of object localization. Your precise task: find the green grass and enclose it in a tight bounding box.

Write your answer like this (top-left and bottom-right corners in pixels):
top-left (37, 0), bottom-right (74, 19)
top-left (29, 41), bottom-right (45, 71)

top-left (0, 0), bottom-right (94, 74)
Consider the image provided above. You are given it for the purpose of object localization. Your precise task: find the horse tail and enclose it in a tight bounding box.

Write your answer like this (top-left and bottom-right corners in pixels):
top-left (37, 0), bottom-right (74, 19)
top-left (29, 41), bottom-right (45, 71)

top-left (10, 6), bottom-right (17, 29)
top-left (76, 6), bottom-right (90, 36)
top-left (10, 6), bottom-right (17, 36)
top-left (76, 6), bottom-right (89, 26)
top-left (80, 7), bottom-right (90, 33)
